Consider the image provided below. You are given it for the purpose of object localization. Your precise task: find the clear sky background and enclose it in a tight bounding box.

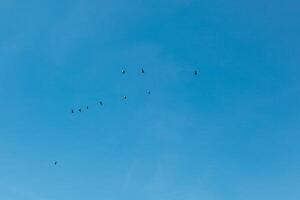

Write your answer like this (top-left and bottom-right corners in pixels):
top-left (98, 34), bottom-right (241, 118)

top-left (0, 0), bottom-right (299, 199)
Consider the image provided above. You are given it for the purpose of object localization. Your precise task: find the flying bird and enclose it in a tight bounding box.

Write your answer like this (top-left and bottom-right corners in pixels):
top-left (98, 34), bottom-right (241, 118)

top-left (78, 108), bottom-right (82, 112)
top-left (71, 109), bottom-right (74, 114)
top-left (147, 90), bottom-right (151, 95)
top-left (54, 161), bottom-right (58, 165)
top-left (123, 96), bottom-right (127, 100)
top-left (141, 68), bottom-right (145, 74)
top-left (86, 106), bottom-right (89, 110)
top-left (194, 70), bottom-right (198, 75)
top-left (99, 101), bottom-right (103, 105)
top-left (122, 69), bottom-right (126, 74)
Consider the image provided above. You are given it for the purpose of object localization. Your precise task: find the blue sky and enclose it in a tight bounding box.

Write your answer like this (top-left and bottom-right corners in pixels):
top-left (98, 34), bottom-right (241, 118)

top-left (0, 0), bottom-right (299, 199)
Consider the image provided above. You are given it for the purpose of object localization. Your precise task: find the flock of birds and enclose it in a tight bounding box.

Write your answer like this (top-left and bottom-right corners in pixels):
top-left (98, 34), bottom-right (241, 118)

top-left (54, 68), bottom-right (198, 165)
top-left (69, 68), bottom-right (199, 115)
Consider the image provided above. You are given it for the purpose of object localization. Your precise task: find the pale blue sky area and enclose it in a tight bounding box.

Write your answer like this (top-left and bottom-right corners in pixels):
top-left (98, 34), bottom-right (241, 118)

top-left (0, 0), bottom-right (299, 199)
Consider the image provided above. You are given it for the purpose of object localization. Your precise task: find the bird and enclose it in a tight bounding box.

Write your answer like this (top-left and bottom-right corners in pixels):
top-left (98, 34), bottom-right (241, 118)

top-left (122, 69), bottom-right (126, 74)
top-left (147, 90), bottom-right (151, 95)
top-left (123, 96), bottom-right (127, 100)
top-left (194, 70), bottom-right (198, 75)
top-left (78, 108), bottom-right (82, 112)
top-left (141, 68), bottom-right (145, 74)
top-left (54, 161), bottom-right (58, 165)
top-left (99, 101), bottom-right (103, 105)
top-left (86, 106), bottom-right (89, 110)
top-left (71, 109), bottom-right (74, 114)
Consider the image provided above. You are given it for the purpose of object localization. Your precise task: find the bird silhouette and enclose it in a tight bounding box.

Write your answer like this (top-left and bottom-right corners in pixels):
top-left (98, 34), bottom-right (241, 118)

top-left (122, 69), bottom-right (126, 74)
top-left (194, 70), bottom-right (198, 75)
top-left (141, 68), bottom-right (145, 74)
top-left (99, 101), bottom-right (103, 105)
top-left (71, 109), bottom-right (74, 114)
top-left (123, 96), bottom-right (127, 100)
top-left (78, 108), bottom-right (82, 112)
top-left (86, 106), bottom-right (89, 110)
top-left (54, 161), bottom-right (58, 165)
top-left (147, 90), bottom-right (151, 95)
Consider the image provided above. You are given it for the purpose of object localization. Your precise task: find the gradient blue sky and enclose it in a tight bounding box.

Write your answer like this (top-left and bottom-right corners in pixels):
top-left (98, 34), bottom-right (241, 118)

top-left (0, 0), bottom-right (300, 199)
